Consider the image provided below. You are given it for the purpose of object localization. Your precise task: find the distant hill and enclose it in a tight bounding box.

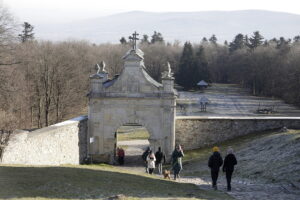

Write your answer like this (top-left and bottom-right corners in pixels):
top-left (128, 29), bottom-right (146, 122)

top-left (34, 10), bottom-right (300, 44)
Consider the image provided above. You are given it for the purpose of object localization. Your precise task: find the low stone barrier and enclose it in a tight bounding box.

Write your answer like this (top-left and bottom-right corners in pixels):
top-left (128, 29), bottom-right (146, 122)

top-left (175, 116), bottom-right (300, 150)
top-left (1, 116), bottom-right (88, 165)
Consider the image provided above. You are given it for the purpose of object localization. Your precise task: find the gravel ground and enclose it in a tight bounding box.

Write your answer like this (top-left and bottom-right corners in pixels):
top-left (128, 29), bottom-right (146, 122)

top-left (117, 140), bottom-right (149, 172)
top-left (179, 176), bottom-right (300, 200)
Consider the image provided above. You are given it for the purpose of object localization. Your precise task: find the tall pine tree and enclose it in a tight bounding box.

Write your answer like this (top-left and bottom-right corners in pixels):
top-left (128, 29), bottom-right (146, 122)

top-left (19, 22), bottom-right (34, 43)
top-left (194, 46), bottom-right (210, 83)
top-left (249, 31), bottom-right (264, 49)
top-left (175, 42), bottom-right (194, 89)
top-left (151, 31), bottom-right (164, 44)
top-left (209, 34), bottom-right (217, 45)
top-left (229, 33), bottom-right (245, 52)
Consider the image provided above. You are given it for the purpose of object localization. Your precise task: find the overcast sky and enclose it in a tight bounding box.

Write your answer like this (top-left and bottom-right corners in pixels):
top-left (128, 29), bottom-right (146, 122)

top-left (3, 0), bottom-right (300, 24)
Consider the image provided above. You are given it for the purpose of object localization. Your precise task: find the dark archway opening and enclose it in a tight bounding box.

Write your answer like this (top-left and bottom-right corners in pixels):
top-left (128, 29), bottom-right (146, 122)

top-left (114, 123), bottom-right (150, 166)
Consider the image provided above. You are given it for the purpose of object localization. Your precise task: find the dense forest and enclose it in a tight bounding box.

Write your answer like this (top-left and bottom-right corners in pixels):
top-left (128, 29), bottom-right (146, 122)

top-left (0, 4), bottom-right (300, 131)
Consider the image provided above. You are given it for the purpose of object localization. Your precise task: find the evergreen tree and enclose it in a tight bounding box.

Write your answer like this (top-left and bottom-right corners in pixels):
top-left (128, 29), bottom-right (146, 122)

top-left (263, 40), bottom-right (269, 46)
top-left (18, 22), bottom-right (34, 43)
top-left (224, 40), bottom-right (228, 46)
top-left (194, 45), bottom-right (209, 83)
top-left (244, 35), bottom-right (250, 48)
top-left (276, 37), bottom-right (291, 54)
top-left (201, 37), bottom-right (208, 45)
top-left (209, 34), bottom-right (217, 45)
top-left (120, 37), bottom-right (127, 45)
top-left (249, 31), bottom-right (264, 49)
top-left (229, 33), bottom-right (245, 52)
top-left (293, 35), bottom-right (300, 43)
top-left (151, 31), bottom-right (164, 44)
top-left (201, 37), bottom-right (208, 42)
top-left (175, 42), bottom-right (194, 89)
top-left (141, 34), bottom-right (150, 44)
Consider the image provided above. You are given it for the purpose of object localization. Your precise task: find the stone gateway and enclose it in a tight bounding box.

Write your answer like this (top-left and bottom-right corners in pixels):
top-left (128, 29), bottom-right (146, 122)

top-left (3, 33), bottom-right (300, 166)
top-left (88, 44), bottom-right (177, 163)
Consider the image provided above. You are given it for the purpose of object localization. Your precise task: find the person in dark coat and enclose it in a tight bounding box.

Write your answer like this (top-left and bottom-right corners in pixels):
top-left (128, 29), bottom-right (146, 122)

top-left (142, 146), bottom-right (151, 173)
top-left (223, 147), bottom-right (237, 191)
top-left (208, 146), bottom-right (223, 190)
top-left (117, 147), bottom-right (125, 165)
top-left (155, 147), bottom-right (166, 174)
top-left (172, 144), bottom-right (184, 180)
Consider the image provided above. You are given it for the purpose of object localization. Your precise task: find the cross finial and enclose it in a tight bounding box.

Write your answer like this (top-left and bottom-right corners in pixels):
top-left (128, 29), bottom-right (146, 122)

top-left (129, 31), bottom-right (139, 50)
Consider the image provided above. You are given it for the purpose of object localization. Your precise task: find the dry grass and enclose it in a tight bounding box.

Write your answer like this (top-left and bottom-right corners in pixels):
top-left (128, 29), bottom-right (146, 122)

top-left (0, 164), bottom-right (232, 200)
top-left (182, 129), bottom-right (300, 184)
top-left (117, 126), bottom-right (150, 141)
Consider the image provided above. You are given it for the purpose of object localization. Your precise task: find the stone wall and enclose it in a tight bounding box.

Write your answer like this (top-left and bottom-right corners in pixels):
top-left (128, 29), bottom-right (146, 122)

top-left (1, 116), bottom-right (88, 165)
top-left (175, 116), bottom-right (300, 150)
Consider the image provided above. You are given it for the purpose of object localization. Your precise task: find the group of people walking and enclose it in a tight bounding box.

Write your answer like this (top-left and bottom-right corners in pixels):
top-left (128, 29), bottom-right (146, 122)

top-left (142, 147), bottom-right (167, 174)
top-left (141, 145), bottom-right (237, 191)
top-left (117, 144), bottom-right (237, 191)
top-left (208, 146), bottom-right (237, 191)
top-left (142, 145), bottom-right (184, 180)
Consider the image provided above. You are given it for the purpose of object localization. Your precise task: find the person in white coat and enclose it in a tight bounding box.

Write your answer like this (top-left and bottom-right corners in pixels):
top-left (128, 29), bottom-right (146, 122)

top-left (146, 151), bottom-right (156, 174)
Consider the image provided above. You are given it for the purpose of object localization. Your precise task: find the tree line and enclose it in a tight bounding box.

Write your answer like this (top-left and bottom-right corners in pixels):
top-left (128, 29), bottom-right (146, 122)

top-left (0, 4), bottom-right (300, 131)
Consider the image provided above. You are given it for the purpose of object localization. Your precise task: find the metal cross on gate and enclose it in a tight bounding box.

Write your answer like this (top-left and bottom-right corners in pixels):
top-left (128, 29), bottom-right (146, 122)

top-left (129, 31), bottom-right (139, 50)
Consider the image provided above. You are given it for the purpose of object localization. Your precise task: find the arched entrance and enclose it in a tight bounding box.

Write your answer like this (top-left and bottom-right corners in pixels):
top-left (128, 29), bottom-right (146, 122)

top-left (88, 35), bottom-right (176, 163)
top-left (114, 123), bottom-right (150, 166)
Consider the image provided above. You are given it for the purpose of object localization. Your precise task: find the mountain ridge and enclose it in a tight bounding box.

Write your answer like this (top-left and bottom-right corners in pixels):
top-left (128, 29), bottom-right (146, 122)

top-left (34, 10), bottom-right (300, 44)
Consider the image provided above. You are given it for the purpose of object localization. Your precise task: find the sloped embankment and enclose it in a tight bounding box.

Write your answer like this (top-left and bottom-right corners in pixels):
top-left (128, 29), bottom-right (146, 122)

top-left (181, 129), bottom-right (300, 199)
top-left (234, 130), bottom-right (300, 185)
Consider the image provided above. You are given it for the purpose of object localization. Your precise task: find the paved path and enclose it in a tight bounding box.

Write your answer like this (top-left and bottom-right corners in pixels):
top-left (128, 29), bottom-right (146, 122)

top-left (179, 176), bottom-right (300, 200)
top-left (117, 140), bottom-right (149, 170)
top-left (118, 140), bottom-right (149, 156)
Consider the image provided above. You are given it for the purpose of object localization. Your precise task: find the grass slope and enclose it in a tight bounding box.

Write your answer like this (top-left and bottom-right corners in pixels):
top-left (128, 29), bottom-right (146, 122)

top-left (182, 129), bottom-right (300, 185)
top-left (118, 127), bottom-right (149, 141)
top-left (0, 164), bottom-right (232, 200)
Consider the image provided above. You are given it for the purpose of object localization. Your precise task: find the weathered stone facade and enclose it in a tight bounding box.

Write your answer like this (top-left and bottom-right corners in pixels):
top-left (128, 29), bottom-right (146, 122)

top-left (88, 48), bottom-right (176, 163)
top-left (1, 116), bottom-right (88, 165)
top-left (175, 116), bottom-right (300, 150)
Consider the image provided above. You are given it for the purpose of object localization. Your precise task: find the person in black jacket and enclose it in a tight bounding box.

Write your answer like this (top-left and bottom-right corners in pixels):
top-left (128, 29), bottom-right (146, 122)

top-left (223, 147), bottom-right (237, 191)
top-left (155, 147), bottom-right (166, 174)
top-left (142, 147), bottom-right (151, 173)
top-left (208, 146), bottom-right (223, 190)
